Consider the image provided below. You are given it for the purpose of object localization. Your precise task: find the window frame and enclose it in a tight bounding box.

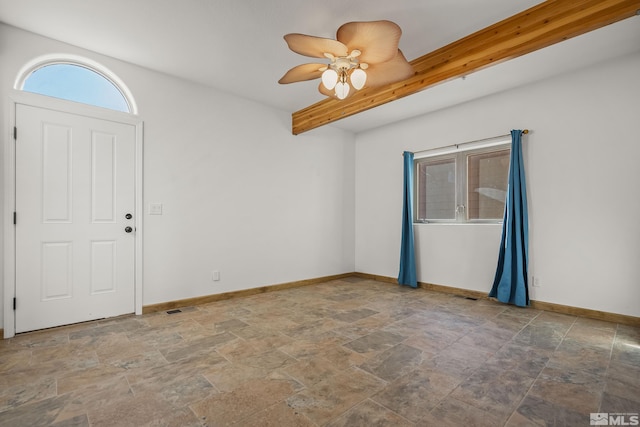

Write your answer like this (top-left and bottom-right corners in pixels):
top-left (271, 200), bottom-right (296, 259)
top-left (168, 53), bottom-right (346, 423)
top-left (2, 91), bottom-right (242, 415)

top-left (413, 137), bottom-right (511, 225)
top-left (14, 54), bottom-right (138, 114)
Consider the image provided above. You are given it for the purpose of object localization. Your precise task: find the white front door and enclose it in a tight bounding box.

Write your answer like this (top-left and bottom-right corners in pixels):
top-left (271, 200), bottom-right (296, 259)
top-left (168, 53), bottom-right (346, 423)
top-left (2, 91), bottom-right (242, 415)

top-left (15, 104), bottom-right (136, 333)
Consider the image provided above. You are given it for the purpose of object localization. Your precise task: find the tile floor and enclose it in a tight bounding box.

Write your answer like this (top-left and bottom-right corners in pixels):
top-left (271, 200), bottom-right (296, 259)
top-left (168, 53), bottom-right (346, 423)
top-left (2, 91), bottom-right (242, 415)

top-left (0, 277), bottom-right (639, 426)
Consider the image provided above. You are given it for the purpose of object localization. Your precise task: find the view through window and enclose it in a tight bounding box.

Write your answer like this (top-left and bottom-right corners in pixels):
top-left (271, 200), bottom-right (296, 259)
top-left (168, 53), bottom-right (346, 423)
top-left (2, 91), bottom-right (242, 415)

top-left (23, 63), bottom-right (130, 112)
top-left (415, 142), bottom-right (510, 223)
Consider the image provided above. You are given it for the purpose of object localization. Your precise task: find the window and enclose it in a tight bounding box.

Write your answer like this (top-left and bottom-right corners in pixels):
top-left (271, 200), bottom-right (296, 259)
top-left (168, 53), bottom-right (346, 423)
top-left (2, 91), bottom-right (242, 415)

top-left (16, 55), bottom-right (137, 113)
top-left (22, 63), bottom-right (130, 112)
top-left (415, 140), bottom-right (510, 223)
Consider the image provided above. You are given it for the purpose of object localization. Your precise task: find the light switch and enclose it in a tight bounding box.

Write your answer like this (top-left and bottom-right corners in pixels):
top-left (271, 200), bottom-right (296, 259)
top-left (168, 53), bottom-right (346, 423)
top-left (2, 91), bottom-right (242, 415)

top-left (149, 203), bottom-right (163, 215)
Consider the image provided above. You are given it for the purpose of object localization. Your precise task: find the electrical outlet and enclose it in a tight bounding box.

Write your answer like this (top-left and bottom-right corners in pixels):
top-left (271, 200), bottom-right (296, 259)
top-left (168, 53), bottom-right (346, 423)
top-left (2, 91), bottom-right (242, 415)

top-left (533, 276), bottom-right (541, 287)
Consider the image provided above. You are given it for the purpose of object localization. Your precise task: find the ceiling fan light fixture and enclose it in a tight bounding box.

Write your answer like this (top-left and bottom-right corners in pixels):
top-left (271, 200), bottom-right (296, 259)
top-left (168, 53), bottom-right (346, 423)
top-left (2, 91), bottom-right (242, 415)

top-left (323, 55), bottom-right (363, 98)
top-left (279, 20), bottom-right (413, 101)
top-left (350, 68), bottom-right (367, 90)
top-left (321, 68), bottom-right (338, 90)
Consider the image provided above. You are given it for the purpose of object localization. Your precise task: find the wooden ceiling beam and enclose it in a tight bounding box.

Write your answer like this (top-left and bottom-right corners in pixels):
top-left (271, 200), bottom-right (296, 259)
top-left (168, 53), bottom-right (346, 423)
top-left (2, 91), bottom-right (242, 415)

top-left (291, 0), bottom-right (640, 135)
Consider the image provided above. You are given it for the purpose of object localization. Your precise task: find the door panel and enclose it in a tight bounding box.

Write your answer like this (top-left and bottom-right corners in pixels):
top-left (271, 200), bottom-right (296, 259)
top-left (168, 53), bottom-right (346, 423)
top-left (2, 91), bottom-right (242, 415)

top-left (42, 123), bottom-right (73, 222)
top-left (90, 240), bottom-right (117, 294)
top-left (15, 104), bottom-right (136, 333)
top-left (91, 131), bottom-right (117, 223)
top-left (41, 241), bottom-right (73, 300)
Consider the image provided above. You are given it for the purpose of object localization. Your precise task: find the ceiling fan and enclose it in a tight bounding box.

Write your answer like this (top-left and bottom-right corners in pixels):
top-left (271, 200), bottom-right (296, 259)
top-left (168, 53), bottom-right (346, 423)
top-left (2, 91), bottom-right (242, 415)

top-left (278, 20), bottom-right (414, 100)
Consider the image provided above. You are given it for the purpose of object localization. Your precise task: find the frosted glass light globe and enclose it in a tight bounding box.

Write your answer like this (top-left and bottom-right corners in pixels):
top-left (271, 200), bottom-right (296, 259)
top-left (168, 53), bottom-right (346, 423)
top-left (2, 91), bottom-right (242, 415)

top-left (350, 69), bottom-right (367, 90)
top-left (335, 82), bottom-right (350, 99)
top-left (321, 69), bottom-right (338, 90)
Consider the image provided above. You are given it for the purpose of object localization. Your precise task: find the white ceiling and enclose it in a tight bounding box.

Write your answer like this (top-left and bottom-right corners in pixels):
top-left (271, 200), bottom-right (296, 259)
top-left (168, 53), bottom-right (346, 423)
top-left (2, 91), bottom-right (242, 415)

top-left (1, 0), bottom-right (639, 133)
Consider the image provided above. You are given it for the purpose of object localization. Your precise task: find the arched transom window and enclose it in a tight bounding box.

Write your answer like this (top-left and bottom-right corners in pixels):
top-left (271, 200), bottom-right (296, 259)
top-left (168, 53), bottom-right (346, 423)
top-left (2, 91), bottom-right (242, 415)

top-left (16, 55), bottom-right (137, 114)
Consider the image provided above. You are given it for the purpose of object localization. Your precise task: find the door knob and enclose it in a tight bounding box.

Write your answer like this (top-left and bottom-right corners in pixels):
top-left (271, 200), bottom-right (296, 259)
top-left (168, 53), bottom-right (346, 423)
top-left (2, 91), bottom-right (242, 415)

top-left (125, 226), bottom-right (133, 233)
top-left (125, 213), bottom-right (133, 219)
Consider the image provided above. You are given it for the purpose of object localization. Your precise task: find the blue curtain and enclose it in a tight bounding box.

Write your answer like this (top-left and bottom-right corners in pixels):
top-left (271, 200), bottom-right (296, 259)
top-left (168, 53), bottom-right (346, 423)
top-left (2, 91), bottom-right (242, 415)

top-left (489, 130), bottom-right (529, 306)
top-left (398, 151), bottom-right (417, 288)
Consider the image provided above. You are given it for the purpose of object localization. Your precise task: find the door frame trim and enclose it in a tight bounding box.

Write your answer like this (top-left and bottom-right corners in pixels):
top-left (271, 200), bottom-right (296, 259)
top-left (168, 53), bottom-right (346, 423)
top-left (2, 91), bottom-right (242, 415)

top-left (3, 91), bottom-right (144, 338)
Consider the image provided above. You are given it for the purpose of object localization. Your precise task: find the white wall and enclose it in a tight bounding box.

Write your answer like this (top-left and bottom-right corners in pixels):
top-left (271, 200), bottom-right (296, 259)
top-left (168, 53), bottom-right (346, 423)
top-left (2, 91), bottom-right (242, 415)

top-left (0, 24), bottom-right (356, 330)
top-left (355, 52), bottom-right (640, 317)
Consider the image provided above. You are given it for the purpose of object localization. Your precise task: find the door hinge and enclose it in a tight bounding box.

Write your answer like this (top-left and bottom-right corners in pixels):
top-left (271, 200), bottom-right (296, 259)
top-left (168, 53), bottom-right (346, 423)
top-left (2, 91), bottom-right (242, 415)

top-left (13, 212), bottom-right (16, 225)
top-left (13, 297), bottom-right (16, 310)
top-left (13, 126), bottom-right (17, 140)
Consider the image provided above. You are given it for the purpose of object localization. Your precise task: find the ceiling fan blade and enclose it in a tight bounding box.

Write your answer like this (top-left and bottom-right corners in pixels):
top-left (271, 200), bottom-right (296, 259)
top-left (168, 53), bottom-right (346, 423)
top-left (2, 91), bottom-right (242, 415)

top-left (284, 33), bottom-right (348, 58)
top-left (336, 20), bottom-right (402, 64)
top-left (279, 63), bottom-right (326, 84)
top-left (318, 82), bottom-right (334, 97)
top-left (364, 50), bottom-right (414, 87)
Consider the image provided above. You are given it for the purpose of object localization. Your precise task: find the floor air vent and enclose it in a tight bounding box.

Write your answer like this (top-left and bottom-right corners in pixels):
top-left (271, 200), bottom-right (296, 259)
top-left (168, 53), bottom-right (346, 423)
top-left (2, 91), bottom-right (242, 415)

top-left (455, 295), bottom-right (478, 301)
top-left (166, 309), bottom-right (182, 314)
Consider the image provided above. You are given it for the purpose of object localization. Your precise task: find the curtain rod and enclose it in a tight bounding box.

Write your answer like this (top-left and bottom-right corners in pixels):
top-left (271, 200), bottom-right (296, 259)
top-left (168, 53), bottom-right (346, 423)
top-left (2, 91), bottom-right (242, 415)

top-left (406, 129), bottom-right (530, 157)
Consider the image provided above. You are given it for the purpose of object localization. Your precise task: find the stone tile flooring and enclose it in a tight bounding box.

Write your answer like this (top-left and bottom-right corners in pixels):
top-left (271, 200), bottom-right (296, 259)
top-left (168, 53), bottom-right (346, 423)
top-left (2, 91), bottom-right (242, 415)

top-left (0, 277), bottom-right (639, 426)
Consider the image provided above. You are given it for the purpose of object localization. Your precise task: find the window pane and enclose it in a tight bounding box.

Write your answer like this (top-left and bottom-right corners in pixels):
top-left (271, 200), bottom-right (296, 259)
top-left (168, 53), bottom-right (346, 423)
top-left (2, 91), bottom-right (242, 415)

top-left (416, 158), bottom-right (456, 220)
top-left (467, 149), bottom-right (510, 220)
top-left (23, 64), bottom-right (130, 112)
